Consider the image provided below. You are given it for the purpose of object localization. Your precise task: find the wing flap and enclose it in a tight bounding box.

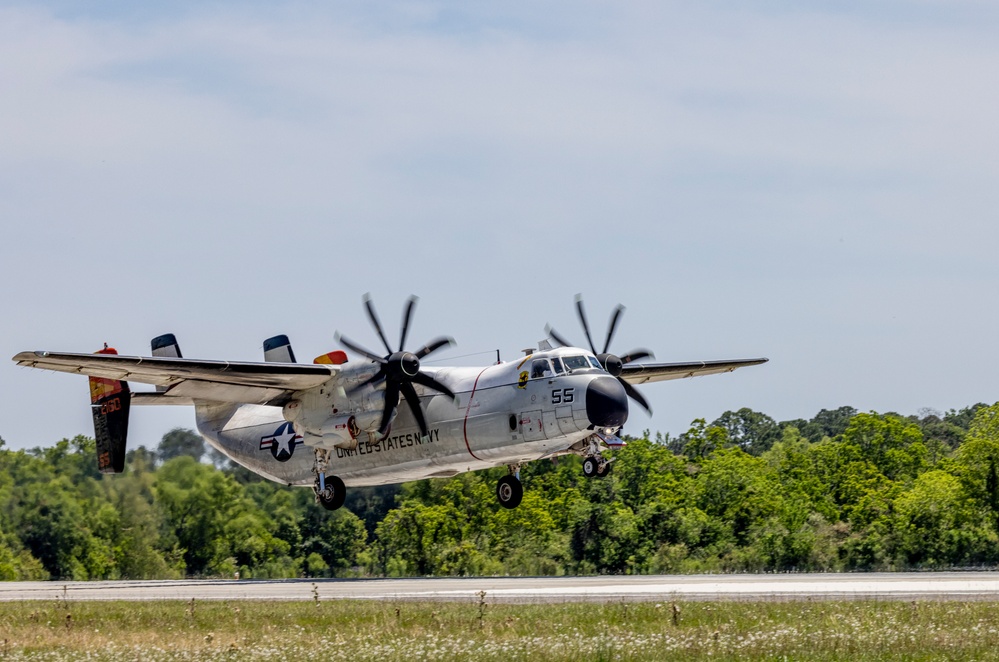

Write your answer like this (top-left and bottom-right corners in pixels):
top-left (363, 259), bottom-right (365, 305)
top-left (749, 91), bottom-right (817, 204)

top-left (621, 358), bottom-right (768, 384)
top-left (130, 393), bottom-right (196, 406)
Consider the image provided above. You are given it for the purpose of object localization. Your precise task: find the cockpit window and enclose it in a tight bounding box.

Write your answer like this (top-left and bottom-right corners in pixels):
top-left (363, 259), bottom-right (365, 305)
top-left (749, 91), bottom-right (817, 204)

top-left (551, 357), bottom-right (565, 375)
top-left (531, 359), bottom-right (553, 379)
top-left (588, 356), bottom-right (603, 370)
top-left (562, 355), bottom-right (593, 372)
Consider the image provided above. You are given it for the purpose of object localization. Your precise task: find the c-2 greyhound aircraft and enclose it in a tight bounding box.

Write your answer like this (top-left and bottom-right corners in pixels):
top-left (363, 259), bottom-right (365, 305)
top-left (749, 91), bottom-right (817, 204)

top-left (12, 296), bottom-right (767, 510)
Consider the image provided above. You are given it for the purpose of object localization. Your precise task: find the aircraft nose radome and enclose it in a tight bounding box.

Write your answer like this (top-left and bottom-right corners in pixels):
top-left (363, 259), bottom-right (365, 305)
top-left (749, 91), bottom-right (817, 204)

top-left (586, 376), bottom-right (629, 429)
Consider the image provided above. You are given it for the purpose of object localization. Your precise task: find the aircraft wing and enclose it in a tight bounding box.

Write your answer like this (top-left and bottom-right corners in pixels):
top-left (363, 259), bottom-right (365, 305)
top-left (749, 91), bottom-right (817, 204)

top-left (12, 351), bottom-right (339, 406)
top-left (620, 358), bottom-right (768, 385)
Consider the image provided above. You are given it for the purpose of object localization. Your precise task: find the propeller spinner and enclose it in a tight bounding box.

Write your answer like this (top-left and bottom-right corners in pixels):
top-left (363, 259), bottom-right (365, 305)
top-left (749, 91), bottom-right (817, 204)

top-left (546, 295), bottom-right (655, 414)
top-left (337, 295), bottom-right (455, 439)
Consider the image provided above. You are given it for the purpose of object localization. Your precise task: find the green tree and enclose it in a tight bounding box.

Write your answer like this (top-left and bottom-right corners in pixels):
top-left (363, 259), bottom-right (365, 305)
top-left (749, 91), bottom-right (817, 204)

top-left (711, 408), bottom-right (781, 456)
top-left (893, 470), bottom-right (996, 566)
top-left (157, 428), bottom-right (205, 463)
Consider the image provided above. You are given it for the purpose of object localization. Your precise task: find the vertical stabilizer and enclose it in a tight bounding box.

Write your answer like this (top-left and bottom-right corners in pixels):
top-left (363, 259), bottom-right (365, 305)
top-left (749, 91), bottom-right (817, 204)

top-left (151, 334), bottom-right (182, 392)
top-left (89, 345), bottom-right (131, 474)
top-left (264, 335), bottom-right (297, 363)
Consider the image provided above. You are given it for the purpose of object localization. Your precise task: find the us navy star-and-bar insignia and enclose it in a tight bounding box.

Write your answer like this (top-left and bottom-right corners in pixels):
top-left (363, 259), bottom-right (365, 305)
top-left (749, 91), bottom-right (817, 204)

top-left (260, 422), bottom-right (303, 462)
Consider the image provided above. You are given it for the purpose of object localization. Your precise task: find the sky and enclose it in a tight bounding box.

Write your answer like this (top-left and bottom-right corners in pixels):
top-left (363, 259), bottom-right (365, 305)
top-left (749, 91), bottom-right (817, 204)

top-left (1, 0), bottom-right (997, 451)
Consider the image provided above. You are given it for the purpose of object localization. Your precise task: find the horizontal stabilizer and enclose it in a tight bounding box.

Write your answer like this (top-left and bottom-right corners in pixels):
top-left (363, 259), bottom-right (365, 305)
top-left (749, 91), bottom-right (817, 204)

top-left (13, 350), bottom-right (339, 406)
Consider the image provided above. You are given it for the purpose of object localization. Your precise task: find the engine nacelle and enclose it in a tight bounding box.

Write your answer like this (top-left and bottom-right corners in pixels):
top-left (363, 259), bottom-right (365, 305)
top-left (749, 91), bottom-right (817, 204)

top-left (320, 415), bottom-right (361, 449)
top-left (321, 408), bottom-right (386, 446)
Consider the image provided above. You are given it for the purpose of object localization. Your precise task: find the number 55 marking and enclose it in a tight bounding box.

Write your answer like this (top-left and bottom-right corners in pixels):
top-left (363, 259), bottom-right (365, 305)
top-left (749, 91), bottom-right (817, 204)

top-left (551, 388), bottom-right (574, 404)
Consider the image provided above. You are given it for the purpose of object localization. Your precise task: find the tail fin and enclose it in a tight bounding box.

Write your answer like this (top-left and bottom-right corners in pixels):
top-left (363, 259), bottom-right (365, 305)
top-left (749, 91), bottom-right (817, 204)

top-left (89, 345), bottom-right (131, 474)
top-left (264, 335), bottom-right (297, 363)
top-left (151, 334), bottom-right (182, 392)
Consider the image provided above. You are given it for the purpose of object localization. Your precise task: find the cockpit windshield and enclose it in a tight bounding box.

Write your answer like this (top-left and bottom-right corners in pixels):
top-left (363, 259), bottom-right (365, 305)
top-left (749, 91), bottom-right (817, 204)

top-left (562, 355), bottom-right (598, 372)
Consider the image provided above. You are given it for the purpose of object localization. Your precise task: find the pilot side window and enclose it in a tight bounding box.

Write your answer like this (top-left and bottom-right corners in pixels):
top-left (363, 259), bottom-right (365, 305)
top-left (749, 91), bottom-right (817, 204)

top-left (551, 357), bottom-right (565, 375)
top-left (531, 359), bottom-right (553, 379)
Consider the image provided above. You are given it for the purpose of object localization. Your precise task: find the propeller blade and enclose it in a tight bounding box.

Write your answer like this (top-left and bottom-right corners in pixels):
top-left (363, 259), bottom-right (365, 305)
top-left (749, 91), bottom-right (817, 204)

top-left (545, 324), bottom-right (573, 349)
top-left (413, 336), bottom-right (454, 360)
top-left (619, 349), bottom-right (654, 365)
top-left (346, 367), bottom-right (386, 396)
top-left (620, 378), bottom-right (652, 415)
top-left (412, 371), bottom-right (456, 400)
top-left (399, 295), bottom-right (418, 352)
top-left (400, 381), bottom-right (429, 439)
top-left (575, 294), bottom-right (597, 354)
top-left (603, 304), bottom-right (625, 354)
top-left (363, 294), bottom-right (393, 355)
top-left (378, 380), bottom-right (401, 437)
top-left (337, 333), bottom-right (387, 363)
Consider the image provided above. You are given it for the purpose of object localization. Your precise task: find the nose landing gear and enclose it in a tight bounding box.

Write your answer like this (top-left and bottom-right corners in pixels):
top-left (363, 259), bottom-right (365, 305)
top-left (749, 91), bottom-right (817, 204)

top-left (582, 455), bottom-right (612, 478)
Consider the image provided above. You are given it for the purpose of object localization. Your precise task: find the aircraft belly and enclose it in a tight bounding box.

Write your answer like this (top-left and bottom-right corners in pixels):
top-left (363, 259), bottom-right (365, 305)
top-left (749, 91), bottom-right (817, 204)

top-left (195, 403), bottom-right (314, 486)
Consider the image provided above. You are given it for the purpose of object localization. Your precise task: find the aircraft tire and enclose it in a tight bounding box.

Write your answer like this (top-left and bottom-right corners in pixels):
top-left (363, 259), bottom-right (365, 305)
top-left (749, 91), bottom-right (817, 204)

top-left (582, 457), bottom-right (599, 478)
top-left (496, 475), bottom-right (523, 509)
top-left (318, 475), bottom-right (347, 511)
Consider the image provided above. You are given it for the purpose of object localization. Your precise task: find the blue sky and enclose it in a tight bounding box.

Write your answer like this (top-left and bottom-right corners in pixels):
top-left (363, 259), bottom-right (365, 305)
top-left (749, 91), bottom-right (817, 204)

top-left (2, 1), bottom-right (997, 450)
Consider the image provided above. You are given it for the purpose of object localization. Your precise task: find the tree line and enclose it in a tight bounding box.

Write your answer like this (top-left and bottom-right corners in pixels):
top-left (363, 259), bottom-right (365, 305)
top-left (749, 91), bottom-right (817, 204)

top-left (1, 402), bottom-right (997, 580)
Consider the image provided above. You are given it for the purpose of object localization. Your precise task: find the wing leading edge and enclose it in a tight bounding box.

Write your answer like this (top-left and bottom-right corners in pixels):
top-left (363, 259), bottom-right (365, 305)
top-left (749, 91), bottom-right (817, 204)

top-left (12, 351), bottom-right (338, 406)
top-left (620, 358), bottom-right (768, 385)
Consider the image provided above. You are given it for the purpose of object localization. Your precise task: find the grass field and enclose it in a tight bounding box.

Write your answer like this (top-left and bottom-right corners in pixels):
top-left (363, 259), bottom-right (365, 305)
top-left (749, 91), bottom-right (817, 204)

top-left (4, 597), bottom-right (999, 660)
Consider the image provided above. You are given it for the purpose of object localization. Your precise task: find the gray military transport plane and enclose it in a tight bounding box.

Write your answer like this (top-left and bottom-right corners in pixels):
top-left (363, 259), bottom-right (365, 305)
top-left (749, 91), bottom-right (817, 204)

top-left (12, 296), bottom-right (767, 510)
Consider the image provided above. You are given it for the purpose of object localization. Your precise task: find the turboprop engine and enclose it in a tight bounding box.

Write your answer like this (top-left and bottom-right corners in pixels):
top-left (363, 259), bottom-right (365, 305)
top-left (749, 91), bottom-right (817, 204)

top-left (284, 392), bottom-right (387, 451)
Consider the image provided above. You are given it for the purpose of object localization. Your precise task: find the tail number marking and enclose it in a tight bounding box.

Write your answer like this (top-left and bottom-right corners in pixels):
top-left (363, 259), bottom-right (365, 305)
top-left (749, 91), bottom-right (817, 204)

top-left (99, 397), bottom-right (122, 415)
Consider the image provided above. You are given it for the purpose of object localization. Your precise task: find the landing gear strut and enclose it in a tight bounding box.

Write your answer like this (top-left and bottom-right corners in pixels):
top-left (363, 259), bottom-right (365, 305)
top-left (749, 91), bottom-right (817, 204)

top-left (496, 465), bottom-right (523, 509)
top-left (313, 448), bottom-right (346, 511)
top-left (581, 435), bottom-right (612, 479)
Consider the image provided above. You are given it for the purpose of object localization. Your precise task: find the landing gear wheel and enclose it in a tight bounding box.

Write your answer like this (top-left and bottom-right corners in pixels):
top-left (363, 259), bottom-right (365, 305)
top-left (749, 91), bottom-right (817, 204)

top-left (496, 475), bottom-right (523, 509)
top-left (317, 475), bottom-right (346, 511)
top-left (582, 457), bottom-right (599, 478)
top-left (596, 461), bottom-right (611, 478)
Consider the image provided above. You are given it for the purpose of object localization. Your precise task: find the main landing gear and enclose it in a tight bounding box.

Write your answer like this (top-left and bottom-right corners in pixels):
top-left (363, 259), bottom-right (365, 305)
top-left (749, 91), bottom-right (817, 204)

top-left (496, 465), bottom-right (523, 509)
top-left (313, 448), bottom-right (346, 511)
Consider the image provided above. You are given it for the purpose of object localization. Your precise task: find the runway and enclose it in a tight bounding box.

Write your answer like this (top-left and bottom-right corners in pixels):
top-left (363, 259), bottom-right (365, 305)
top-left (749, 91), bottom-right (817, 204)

top-left (4, 572), bottom-right (999, 603)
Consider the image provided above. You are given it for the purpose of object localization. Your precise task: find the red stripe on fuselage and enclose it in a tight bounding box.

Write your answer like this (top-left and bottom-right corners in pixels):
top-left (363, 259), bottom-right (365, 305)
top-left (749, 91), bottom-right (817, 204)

top-left (462, 367), bottom-right (488, 461)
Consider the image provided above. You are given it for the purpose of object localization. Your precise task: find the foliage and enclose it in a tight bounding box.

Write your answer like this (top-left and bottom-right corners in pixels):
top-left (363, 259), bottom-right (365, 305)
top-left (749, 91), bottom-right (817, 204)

top-left (157, 428), bottom-right (206, 463)
top-left (8, 599), bottom-right (999, 661)
top-left (0, 403), bottom-right (996, 580)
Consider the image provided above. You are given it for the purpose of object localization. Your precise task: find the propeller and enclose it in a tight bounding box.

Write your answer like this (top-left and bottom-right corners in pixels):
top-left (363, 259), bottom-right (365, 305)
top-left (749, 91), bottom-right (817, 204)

top-left (546, 294), bottom-right (655, 414)
top-left (336, 294), bottom-right (456, 439)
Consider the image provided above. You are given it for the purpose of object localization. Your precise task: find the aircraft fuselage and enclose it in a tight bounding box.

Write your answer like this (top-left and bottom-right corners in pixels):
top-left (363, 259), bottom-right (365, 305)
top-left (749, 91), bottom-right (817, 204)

top-left (196, 347), bottom-right (626, 487)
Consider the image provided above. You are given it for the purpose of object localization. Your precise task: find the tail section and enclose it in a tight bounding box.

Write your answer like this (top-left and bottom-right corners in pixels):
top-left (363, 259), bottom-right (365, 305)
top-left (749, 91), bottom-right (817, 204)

top-left (264, 335), bottom-right (297, 363)
top-left (151, 334), bottom-right (182, 392)
top-left (89, 345), bottom-right (131, 474)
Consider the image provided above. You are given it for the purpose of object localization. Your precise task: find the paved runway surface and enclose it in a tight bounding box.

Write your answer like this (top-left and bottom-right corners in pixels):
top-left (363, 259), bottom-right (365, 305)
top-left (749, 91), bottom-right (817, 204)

top-left (4, 573), bottom-right (999, 603)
